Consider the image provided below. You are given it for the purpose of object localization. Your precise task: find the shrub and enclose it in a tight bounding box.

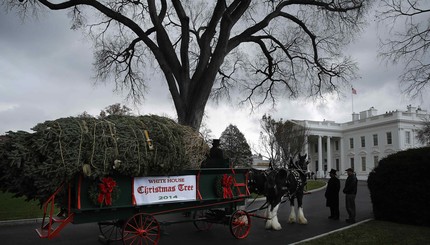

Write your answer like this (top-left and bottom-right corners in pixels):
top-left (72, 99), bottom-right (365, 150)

top-left (367, 147), bottom-right (430, 226)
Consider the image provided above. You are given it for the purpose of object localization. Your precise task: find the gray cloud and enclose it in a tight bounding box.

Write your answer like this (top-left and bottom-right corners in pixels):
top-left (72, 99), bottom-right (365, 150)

top-left (0, 6), bottom-right (428, 147)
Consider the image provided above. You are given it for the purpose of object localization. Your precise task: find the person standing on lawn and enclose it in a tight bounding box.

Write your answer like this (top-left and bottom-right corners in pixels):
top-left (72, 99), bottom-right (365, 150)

top-left (343, 168), bottom-right (358, 223)
top-left (325, 169), bottom-right (340, 220)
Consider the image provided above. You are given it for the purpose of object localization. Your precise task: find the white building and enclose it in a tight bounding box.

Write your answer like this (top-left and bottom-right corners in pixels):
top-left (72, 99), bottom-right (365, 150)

top-left (294, 106), bottom-right (429, 180)
top-left (251, 154), bottom-right (271, 170)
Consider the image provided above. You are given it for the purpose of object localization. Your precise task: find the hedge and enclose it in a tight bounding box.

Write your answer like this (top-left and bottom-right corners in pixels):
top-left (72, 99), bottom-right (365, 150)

top-left (367, 147), bottom-right (430, 226)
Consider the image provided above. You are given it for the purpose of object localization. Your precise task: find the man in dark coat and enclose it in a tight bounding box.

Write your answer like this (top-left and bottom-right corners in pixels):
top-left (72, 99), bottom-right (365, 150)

top-left (209, 139), bottom-right (224, 159)
top-left (203, 139), bottom-right (228, 168)
top-left (325, 169), bottom-right (340, 220)
top-left (343, 168), bottom-right (358, 223)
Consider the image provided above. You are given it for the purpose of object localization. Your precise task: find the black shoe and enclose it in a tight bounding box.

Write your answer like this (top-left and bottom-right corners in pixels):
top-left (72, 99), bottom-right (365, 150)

top-left (332, 216), bottom-right (339, 220)
top-left (328, 216), bottom-right (334, 219)
top-left (346, 219), bottom-right (355, 223)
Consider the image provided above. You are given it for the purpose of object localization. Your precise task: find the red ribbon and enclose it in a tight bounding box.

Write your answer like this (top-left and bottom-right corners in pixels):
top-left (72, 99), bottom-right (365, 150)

top-left (97, 177), bottom-right (117, 206)
top-left (221, 174), bottom-right (234, 199)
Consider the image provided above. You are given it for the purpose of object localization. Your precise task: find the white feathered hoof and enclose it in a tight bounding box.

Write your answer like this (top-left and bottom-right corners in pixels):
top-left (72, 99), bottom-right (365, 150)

top-left (265, 220), bottom-right (273, 230)
top-left (298, 207), bottom-right (308, 224)
top-left (288, 209), bottom-right (296, 224)
top-left (271, 216), bottom-right (282, 230)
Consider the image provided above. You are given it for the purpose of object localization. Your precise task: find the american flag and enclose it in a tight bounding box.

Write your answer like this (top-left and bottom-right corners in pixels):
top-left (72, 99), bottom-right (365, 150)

top-left (352, 87), bottom-right (357, 95)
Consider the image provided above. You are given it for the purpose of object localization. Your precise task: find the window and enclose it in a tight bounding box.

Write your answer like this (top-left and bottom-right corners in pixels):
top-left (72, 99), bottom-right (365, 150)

top-left (350, 157), bottom-right (355, 170)
top-left (386, 132), bottom-right (392, 145)
top-left (373, 134), bottom-right (378, 146)
top-left (315, 143), bottom-right (318, 153)
top-left (349, 138), bottom-right (354, 149)
top-left (335, 141), bottom-right (339, 151)
top-left (373, 155), bottom-right (379, 168)
top-left (405, 131), bottom-right (411, 144)
top-left (361, 157), bottom-right (366, 171)
top-left (335, 158), bottom-right (340, 170)
top-left (361, 136), bottom-right (366, 148)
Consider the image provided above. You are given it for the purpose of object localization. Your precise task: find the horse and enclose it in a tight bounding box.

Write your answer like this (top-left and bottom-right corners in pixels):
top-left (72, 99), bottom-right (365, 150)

top-left (248, 153), bottom-right (309, 230)
top-left (286, 153), bottom-right (309, 225)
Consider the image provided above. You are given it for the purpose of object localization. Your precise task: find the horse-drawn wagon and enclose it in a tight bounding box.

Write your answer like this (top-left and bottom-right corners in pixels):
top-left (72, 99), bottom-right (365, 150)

top-left (36, 167), bottom-right (251, 244)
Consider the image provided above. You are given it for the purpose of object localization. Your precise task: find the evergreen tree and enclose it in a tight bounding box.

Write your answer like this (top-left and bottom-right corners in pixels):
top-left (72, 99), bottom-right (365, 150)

top-left (220, 124), bottom-right (252, 168)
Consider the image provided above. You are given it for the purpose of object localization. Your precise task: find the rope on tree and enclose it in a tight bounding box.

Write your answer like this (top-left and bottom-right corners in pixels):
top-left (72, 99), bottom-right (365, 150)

top-left (0, 115), bottom-right (209, 205)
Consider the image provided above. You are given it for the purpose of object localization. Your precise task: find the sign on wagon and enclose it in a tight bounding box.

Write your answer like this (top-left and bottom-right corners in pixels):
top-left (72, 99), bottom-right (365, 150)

top-left (133, 175), bottom-right (196, 205)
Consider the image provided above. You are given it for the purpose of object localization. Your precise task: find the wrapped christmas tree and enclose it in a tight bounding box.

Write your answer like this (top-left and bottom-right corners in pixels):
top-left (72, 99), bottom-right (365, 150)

top-left (0, 115), bottom-right (208, 204)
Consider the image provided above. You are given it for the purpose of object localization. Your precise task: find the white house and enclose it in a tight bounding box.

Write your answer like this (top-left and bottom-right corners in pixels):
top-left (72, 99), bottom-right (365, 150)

top-left (294, 106), bottom-right (429, 180)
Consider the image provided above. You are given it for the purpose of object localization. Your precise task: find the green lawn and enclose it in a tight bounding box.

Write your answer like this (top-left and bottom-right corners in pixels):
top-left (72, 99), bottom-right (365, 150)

top-left (305, 180), bottom-right (326, 191)
top-left (0, 192), bottom-right (45, 221)
top-left (299, 219), bottom-right (430, 245)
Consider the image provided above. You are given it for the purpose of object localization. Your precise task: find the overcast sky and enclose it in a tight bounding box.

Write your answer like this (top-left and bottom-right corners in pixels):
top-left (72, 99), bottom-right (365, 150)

top-left (0, 5), bottom-right (428, 150)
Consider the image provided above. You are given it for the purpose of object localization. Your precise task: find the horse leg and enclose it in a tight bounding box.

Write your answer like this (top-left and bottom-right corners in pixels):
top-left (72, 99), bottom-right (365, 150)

top-left (265, 203), bottom-right (282, 230)
top-left (297, 194), bottom-right (308, 224)
top-left (288, 199), bottom-right (297, 224)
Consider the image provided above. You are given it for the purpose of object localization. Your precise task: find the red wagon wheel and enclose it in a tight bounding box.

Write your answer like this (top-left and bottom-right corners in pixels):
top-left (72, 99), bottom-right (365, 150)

top-left (98, 220), bottom-right (123, 242)
top-left (122, 213), bottom-right (160, 245)
top-left (229, 210), bottom-right (251, 239)
top-left (192, 209), bottom-right (213, 231)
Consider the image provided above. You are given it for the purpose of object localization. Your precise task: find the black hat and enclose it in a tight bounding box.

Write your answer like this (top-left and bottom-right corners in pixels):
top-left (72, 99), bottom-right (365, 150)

top-left (345, 168), bottom-right (354, 172)
top-left (212, 139), bottom-right (220, 146)
top-left (329, 169), bottom-right (337, 175)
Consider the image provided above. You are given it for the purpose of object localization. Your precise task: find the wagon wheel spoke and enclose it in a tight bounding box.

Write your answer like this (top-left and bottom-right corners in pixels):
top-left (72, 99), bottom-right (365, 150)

top-left (193, 210), bottom-right (213, 231)
top-left (123, 213), bottom-right (160, 245)
top-left (98, 220), bottom-right (123, 241)
top-left (229, 210), bottom-right (251, 239)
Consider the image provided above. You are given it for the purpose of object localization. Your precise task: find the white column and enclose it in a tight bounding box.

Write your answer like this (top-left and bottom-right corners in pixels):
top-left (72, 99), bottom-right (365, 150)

top-left (317, 135), bottom-right (323, 178)
top-left (340, 137), bottom-right (345, 172)
top-left (326, 136), bottom-right (332, 178)
top-left (304, 136), bottom-right (309, 171)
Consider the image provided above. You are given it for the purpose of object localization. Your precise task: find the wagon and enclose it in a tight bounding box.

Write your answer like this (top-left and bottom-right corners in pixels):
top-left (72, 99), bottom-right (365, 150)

top-left (35, 167), bottom-right (251, 244)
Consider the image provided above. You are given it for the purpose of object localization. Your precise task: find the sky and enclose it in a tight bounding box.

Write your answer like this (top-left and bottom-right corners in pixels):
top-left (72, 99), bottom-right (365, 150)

top-left (0, 4), bottom-right (428, 151)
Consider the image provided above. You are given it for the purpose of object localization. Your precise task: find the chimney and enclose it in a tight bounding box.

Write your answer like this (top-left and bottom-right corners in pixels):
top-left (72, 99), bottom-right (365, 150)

top-left (368, 107), bottom-right (377, 117)
top-left (352, 112), bottom-right (359, 121)
top-left (360, 111), bottom-right (367, 119)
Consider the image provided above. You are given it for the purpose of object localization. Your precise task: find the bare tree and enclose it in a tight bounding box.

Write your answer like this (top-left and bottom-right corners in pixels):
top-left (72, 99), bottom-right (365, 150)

top-left (3, 0), bottom-right (371, 130)
top-left (99, 103), bottom-right (132, 118)
top-left (259, 115), bottom-right (309, 168)
top-left (378, 0), bottom-right (430, 98)
top-left (275, 120), bottom-right (309, 163)
top-left (259, 114), bottom-right (282, 166)
top-left (417, 117), bottom-right (430, 145)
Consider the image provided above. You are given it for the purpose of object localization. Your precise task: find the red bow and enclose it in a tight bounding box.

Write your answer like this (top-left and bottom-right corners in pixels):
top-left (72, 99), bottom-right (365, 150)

top-left (221, 174), bottom-right (234, 199)
top-left (97, 177), bottom-right (117, 206)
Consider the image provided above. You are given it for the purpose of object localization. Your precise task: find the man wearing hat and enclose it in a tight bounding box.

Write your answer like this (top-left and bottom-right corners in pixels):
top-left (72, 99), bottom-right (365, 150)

top-left (343, 168), bottom-right (358, 223)
top-left (325, 169), bottom-right (340, 220)
top-left (209, 139), bottom-right (224, 159)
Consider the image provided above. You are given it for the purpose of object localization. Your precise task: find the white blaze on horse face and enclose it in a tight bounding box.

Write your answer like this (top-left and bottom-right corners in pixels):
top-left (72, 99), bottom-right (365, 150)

top-left (298, 207), bottom-right (308, 224)
top-left (288, 204), bottom-right (297, 223)
top-left (265, 204), bottom-right (282, 230)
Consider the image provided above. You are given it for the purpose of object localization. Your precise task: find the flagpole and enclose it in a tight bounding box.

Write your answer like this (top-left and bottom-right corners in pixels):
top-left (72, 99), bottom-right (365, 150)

top-left (352, 86), bottom-right (354, 113)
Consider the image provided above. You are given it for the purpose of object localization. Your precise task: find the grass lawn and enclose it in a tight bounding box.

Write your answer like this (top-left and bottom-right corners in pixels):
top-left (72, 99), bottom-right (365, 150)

top-left (305, 180), bottom-right (326, 191)
top-left (300, 220), bottom-right (430, 245)
top-left (0, 192), bottom-right (44, 221)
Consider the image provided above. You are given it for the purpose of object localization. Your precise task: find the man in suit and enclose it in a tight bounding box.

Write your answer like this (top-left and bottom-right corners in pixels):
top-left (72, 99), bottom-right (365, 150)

top-left (325, 169), bottom-right (340, 220)
top-left (343, 168), bottom-right (358, 223)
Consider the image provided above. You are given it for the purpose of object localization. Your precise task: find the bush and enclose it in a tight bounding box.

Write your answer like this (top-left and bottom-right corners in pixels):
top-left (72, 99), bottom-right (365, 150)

top-left (367, 147), bottom-right (430, 226)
